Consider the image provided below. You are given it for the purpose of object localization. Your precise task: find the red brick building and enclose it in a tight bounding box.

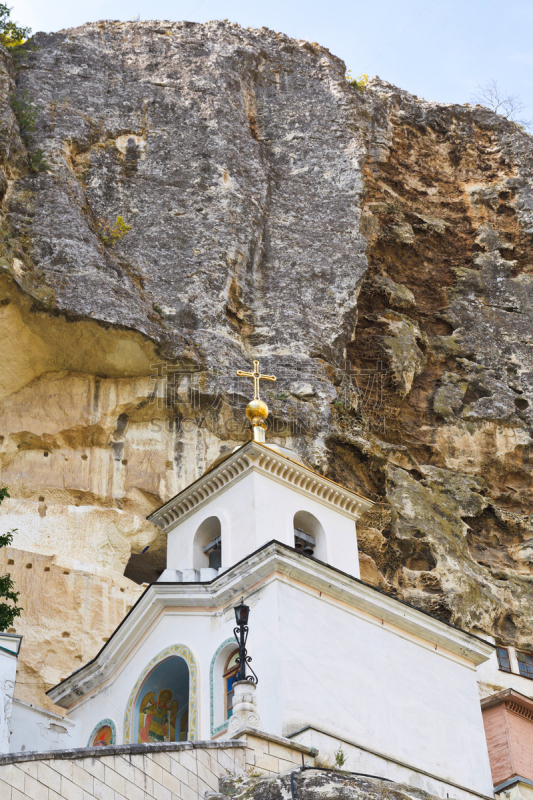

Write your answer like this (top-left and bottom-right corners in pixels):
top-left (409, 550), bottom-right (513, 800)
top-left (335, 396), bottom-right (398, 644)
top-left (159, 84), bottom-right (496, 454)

top-left (482, 689), bottom-right (533, 793)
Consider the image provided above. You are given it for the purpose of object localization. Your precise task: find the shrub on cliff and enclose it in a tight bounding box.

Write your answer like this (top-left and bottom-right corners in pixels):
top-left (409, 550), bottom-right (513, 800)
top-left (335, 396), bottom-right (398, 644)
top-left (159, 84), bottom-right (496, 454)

top-left (0, 4), bottom-right (31, 48)
top-left (346, 72), bottom-right (368, 92)
top-left (97, 215), bottom-right (132, 245)
top-left (0, 487), bottom-right (22, 631)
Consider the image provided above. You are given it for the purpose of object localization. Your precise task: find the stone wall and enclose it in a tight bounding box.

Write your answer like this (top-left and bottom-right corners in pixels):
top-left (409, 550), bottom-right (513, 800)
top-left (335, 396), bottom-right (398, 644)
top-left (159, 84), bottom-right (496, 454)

top-left (230, 729), bottom-right (316, 775)
top-left (0, 740), bottom-right (245, 800)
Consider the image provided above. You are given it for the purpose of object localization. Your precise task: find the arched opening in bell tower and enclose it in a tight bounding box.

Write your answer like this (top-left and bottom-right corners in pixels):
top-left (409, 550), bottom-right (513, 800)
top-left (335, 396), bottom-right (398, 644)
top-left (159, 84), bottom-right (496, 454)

top-left (293, 510), bottom-right (327, 562)
top-left (193, 515), bottom-right (222, 571)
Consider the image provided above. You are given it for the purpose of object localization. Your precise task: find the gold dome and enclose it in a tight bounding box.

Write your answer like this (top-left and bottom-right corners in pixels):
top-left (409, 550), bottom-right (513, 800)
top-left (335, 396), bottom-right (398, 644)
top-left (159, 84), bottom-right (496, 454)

top-left (245, 398), bottom-right (269, 423)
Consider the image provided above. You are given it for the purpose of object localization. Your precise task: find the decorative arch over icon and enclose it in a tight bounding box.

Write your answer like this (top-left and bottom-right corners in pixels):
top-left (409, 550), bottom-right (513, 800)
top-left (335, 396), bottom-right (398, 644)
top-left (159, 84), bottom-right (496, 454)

top-left (123, 644), bottom-right (198, 743)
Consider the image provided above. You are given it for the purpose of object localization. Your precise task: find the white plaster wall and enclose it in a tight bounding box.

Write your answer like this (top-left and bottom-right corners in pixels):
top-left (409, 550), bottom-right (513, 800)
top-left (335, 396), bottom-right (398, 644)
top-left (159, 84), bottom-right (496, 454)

top-left (253, 472), bottom-right (359, 576)
top-left (290, 728), bottom-right (482, 800)
top-left (275, 581), bottom-right (494, 797)
top-left (166, 468), bottom-right (360, 577)
top-left (63, 580), bottom-right (284, 749)
top-left (0, 649), bottom-right (16, 754)
top-left (477, 649), bottom-right (533, 699)
top-left (9, 700), bottom-right (77, 754)
top-left (166, 477), bottom-right (252, 573)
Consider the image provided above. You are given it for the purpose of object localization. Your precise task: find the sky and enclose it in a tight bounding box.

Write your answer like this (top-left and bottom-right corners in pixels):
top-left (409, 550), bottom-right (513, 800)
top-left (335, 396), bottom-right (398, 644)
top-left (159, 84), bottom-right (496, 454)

top-left (9, 0), bottom-right (533, 122)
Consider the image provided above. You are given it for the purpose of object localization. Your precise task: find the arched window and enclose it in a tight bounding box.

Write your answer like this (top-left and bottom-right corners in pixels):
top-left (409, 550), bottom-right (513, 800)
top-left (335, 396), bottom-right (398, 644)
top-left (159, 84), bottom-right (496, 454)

top-left (293, 510), bottom-right (326, 561)
top-left (193, 516), bottom-right (222, 571)
top-left (223, 649), bottom-right (239, 720)
top-left (210, 639), bottom-right (241, 735)
top-left (134, 656), bottom-right (190, 743)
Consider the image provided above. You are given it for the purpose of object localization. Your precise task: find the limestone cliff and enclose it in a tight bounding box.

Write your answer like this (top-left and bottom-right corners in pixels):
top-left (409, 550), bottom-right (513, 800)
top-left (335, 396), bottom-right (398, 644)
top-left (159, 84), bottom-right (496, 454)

top-left (1, 19), bottom-right (533, 706)
top-left (0, 547), bottom-right (143, 711)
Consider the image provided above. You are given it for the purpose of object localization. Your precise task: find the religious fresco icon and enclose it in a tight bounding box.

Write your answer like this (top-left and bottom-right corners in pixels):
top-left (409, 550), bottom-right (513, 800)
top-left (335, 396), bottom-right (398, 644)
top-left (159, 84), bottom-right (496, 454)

top-left (92, 725), bottom-right (113, 746)
top-left (138, 689), bottom-right (178, 742)
top-left (87, 718), bottom-right (116, 747)
top-left (134, 655), bottom-right (190, 743)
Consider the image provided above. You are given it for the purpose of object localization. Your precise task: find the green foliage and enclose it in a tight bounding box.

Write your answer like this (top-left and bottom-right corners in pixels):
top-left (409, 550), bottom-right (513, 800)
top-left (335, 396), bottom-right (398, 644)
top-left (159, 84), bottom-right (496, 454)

top-left (246, 767), bottom-right (263, 778)
top-left (0, 487), bottom-right (22, 632)
top-left (98, 215), bottom-right (132, 245)
top-left (334, 744), bottom-right (346, 770)
top-left (29, 148), bottom-right (48, 173)
top-left (0, 3), bottom-right (31, 48)
top-left (11, 88), bottom-right (38, 139)
top-left (346, 72), bottom-right (369, 93)
top-left (152, 304), bottom-right (163, 315)
top-left (11, 89), bottom-right (48, 173)
top-left (5, 1), bottom-right (43, 174)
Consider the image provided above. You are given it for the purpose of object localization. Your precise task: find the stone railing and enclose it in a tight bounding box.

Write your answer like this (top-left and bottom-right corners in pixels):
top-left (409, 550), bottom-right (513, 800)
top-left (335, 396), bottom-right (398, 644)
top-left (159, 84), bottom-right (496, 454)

top-left (0, 740), bottom-right (245, 800)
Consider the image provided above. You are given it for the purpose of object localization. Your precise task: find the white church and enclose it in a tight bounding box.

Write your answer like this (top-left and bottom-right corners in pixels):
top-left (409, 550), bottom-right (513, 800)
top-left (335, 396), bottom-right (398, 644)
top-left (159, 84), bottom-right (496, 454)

top-left (0, 361), bottom-right (510, 800)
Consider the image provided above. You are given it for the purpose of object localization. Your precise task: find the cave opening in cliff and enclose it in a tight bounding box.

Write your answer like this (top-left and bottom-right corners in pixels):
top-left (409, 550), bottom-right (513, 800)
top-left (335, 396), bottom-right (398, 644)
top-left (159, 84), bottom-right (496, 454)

top-left (124, 547), bottom-right (166, 585)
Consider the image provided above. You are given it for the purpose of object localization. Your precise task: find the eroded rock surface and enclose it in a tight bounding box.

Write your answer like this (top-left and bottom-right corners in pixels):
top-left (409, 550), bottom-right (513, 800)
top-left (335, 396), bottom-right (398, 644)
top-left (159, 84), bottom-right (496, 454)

top-left (218, 769), bottom-right (442, 800)
top-left (0, 547), bottom-right (143, 711)
top-left (1, 19), bottom-right (533, 704)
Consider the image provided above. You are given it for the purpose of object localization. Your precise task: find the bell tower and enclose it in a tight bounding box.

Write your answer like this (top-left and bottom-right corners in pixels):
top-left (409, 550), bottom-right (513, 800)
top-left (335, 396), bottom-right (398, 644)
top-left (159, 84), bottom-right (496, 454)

top-left (149, 360), bottom-right (373, 581)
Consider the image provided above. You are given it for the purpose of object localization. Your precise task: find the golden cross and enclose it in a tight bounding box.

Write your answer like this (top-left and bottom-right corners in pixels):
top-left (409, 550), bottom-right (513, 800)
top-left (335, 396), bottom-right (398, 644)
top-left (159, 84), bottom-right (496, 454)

top-left (236, 360), bottom-right (276, 400)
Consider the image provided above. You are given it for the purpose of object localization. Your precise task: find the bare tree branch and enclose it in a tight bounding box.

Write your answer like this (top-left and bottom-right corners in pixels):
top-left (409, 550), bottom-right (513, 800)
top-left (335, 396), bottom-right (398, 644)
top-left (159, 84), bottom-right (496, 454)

top-left (471, 79), bottom-right (531, 130)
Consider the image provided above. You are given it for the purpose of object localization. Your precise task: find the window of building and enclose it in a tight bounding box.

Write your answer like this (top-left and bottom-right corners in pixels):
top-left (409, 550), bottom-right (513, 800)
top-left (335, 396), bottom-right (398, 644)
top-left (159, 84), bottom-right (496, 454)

top-left (517, 650), bottom-right (533, 679)
top-left (223, 650), bottom-right (239, 719)
top-left (497, 647), bottom-right (511, 673)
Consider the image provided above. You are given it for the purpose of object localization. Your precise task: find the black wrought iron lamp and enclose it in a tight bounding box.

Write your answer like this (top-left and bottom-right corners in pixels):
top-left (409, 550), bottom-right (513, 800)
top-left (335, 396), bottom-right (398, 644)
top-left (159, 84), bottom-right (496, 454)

top-left (233, 597), bottom-right (258, 684)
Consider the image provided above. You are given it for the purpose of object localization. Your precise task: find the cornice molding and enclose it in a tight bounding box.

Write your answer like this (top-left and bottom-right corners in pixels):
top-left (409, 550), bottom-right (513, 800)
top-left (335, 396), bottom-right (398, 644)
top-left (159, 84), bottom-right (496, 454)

top-left (482, 688), bottom-right (533, 719)
top-left (48, 542), bottom-right (493, 709)
top-left (507, 700), bottom-right (533, 721)
top-left (148, 442), bottom-right (373, 532)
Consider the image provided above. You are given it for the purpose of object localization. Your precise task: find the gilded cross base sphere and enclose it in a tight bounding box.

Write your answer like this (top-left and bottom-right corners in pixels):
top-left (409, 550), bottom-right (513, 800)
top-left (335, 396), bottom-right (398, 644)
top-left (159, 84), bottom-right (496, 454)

top-left (246, 398), bottom-right (269, 425)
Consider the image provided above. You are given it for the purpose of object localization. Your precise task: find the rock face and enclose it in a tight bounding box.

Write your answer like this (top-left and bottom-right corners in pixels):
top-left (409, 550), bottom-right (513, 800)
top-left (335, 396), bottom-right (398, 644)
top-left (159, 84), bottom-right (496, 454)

top-left (0, 547), bottom-right (143, 711)
top-left (2, 19), bottom-right (533, 705)
top-left (218, 769), bottom-right (441, 800)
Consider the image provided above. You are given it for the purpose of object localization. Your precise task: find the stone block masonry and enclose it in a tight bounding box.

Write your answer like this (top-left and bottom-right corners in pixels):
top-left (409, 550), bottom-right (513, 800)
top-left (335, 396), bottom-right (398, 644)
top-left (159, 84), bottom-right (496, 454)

top-left (230, 728), bottom-right (317, 776)
top-left (0, 740), bottom-right (246, 800)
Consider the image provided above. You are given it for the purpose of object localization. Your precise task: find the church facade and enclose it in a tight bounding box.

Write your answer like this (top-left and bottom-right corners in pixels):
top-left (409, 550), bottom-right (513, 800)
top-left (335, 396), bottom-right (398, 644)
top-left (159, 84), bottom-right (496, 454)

top-left (0, 363), bottom-right (502, 800)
